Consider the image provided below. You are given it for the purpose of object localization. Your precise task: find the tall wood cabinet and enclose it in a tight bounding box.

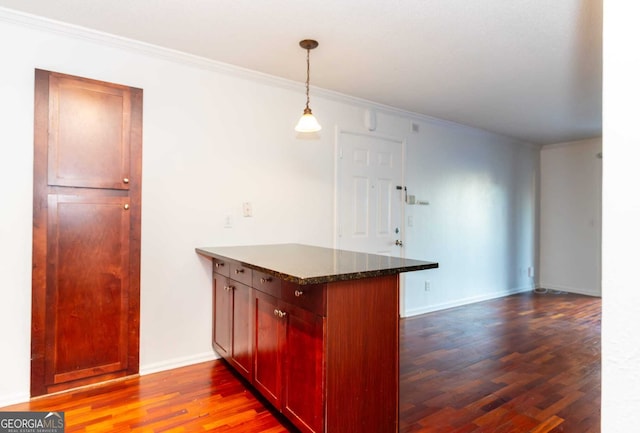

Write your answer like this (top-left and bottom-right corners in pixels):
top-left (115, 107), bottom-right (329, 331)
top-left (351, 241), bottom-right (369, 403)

top-left (31, 70), bottom-right (142, 396)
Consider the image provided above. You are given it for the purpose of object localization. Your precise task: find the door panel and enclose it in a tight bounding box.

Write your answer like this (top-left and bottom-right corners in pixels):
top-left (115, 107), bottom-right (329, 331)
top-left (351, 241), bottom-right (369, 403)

top-left (46, 194), bottom-right (130, 384)
top-left (230, 282), bottom-right (253, 379)
top-left (212, 273), bottom-right (232, 356)
top-left (48, 74), bottom-right (131, 190)
top-left (282, 303), bottom-right (324, 433)
top-left (337, 131), bottom-right (404, 256)
top-left (32, 69), bottom-right (142, 396)
top-left (254, 290), bottom-right (283, 409)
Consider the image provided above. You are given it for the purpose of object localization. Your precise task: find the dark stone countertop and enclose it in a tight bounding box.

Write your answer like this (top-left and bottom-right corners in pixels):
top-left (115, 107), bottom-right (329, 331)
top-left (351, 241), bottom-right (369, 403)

top-left (196, 243), bottom-right (438, 285)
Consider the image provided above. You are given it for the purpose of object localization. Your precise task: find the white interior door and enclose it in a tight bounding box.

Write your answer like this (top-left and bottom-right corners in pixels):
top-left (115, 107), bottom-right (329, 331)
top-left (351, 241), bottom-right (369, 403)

top-left (336, 131), bottom-right (404, 257)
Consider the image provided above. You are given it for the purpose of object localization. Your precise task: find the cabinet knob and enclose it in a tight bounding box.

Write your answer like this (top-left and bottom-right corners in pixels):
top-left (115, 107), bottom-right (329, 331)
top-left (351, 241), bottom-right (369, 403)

top-left (123, 204), bottom-right (130, 210)
top-left (215, 262), bottom-right (224, 268)
top-left (294, 290), bottom-right (304, 297)
top-left (123, 178), bottom-right (130, 184)
top-left (224, 285), bottom-right (234, 292)
top-left (260, 277), bottom-right (272, 284)
top-left (235, 268), bottom-right (244, 274)
top-left (273, 309), bottom-right (287, 319)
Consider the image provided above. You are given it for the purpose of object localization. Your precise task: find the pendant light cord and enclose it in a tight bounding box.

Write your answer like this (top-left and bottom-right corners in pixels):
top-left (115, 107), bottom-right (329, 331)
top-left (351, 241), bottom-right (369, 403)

top-left (305, 48), bottom-right (311, 111)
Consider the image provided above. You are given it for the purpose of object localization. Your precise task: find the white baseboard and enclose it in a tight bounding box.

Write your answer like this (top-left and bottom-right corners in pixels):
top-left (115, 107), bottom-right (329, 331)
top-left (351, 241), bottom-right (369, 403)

top-left (140, 351), bottom-right (219, 376)
top-left (538, 283), bottom-right (602, 297)
top-left (402, 285), bottom-right (533, 318)
top-left (0, 352), bottom-right (220, 407)
top-left (0, 392), bottom-right (30, 408)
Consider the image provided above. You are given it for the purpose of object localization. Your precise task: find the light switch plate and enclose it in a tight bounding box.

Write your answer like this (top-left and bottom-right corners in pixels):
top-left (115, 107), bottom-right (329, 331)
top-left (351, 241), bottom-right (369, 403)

top-left (242, 202), bottom-right (253, 217)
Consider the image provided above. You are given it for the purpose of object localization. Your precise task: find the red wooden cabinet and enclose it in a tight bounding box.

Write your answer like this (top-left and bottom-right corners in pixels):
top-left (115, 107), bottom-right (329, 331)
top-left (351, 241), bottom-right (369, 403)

top-left (212, 261), bottom-right (254, 381)
top-left (212, 272), bottom-right (232, 357)
top-left (254, 287), bottom-right (325, 433)
top-left (208, 257), bottom-right (400, 433)
top-left (281, 301), bottom-right (324, 433)
top-left (32, 70), bottom-right (142, 396)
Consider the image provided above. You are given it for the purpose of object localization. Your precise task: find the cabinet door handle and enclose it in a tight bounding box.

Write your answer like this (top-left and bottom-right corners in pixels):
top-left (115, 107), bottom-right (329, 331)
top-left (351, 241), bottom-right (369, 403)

top-left (224, 285), bottom-right (234, 292)
top-left (215, 262), bottom-right (225, 268)
top-left (235, 268), bottom-right (244, 274)
top-left (273, 309), bottom-right (287, 319)
top-left (294, 290), bottom-right (304, 297)
top-left (123, 178), bottom-right (130, 184)
top-left (123, 203), bottom-right (130, 210)
top-left (260, 277), bottom-right (272, 284)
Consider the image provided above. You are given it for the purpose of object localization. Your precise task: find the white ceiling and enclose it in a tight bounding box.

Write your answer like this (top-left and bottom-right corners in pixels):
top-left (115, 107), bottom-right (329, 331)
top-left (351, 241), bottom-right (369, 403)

top-left (0, 0), bottom-right (602, 145)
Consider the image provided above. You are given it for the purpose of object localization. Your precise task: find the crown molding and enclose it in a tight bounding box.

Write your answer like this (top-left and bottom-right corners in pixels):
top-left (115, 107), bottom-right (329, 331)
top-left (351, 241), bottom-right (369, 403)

top-left (0, 6), bottom-right (530, 146)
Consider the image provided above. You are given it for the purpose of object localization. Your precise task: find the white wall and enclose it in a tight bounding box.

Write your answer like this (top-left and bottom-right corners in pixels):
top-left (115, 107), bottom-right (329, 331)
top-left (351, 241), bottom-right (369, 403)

top-left (0, 8), bottom-right (539, 405)
top-left (602, 1), bottom-right (640, 431)
top-left (539, 138), bottom-right (602, 296)
top-left (402, 120), bottom-right (539, 315)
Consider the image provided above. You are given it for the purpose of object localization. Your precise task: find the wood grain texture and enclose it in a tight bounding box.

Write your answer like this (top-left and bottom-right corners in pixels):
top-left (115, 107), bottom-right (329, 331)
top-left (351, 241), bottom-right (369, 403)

top-left (31, 70), bottom-right (143, 396)
top-left (3, 360), bottom-right (297, 432)
top-left (400, 291), bottom-right (600, 433)
top-left (325, 274), bottom-right (399, 433)
top-left (11, 292), bottom-right (599, 432)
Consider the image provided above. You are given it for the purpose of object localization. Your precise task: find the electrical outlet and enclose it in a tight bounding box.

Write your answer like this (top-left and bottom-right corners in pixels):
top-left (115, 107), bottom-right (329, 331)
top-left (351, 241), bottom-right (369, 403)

top-left (528, 266), bottom-right (534, 278)
top-left (242, 202), bottom-right (253, 217)
top-left (224, 215), bottom-right (233, 228)
top-left (425, 281), bottom-right (431, 292)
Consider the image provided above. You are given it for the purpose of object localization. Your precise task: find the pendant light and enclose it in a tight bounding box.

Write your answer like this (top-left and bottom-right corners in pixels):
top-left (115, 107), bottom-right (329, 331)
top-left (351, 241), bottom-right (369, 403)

top-left (295, 39), bottom-right (322, 132)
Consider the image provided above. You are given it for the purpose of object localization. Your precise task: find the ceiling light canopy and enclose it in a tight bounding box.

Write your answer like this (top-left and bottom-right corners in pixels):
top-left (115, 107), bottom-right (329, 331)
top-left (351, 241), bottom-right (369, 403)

top-left (294, 39), bottom-right (321, 133)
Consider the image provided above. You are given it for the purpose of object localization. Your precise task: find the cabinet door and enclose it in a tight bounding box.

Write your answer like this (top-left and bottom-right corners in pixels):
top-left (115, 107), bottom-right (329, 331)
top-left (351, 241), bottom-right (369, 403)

top-left (45, 193), bottom-right (130, 385)
top-left (229, 281), bottom-right (253, 380)
top-left (212, 273), bottom-right (232, 357)
top-left (282, 302), bottom-right (325, 433)
top-left (254, 290), bottom-right (284, 409)
top-left (47, 73), bottom-right (132, 190)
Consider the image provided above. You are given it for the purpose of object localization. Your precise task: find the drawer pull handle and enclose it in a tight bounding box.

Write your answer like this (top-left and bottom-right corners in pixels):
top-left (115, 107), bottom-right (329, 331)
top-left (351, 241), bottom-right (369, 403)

top-left (273, 309), bottom-right (287, 319)
top-left (215, 262), bottom-right (224, 268)
top-left (123, 178), bottom-right (130, 184)
top-left (294, 290), bottom-right (304, 297)
top-left (260, 277), bottom-right (272, 284)
top-left (123, 204), bottom-right (130, 210)
top-left (235, 268), bottom-right (245, 274)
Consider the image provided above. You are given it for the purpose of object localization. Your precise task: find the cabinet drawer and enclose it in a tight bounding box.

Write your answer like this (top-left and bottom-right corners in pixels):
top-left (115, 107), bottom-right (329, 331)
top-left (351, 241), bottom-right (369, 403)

top-left (253, 270), bottom-right (282, 298)
top-left (230, 262), bottom-right (252, 286)
top-left (282, 282), bottom-right (326, 316)
top-left (213, 258), bottom-right (230, 277)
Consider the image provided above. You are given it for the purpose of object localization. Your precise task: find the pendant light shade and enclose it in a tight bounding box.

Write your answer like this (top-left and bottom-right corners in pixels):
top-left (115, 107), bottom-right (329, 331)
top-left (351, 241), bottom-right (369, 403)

top-left (295, 39), bottom-right (321, 132)
top-left (295, 108), bottom-right (322, 132)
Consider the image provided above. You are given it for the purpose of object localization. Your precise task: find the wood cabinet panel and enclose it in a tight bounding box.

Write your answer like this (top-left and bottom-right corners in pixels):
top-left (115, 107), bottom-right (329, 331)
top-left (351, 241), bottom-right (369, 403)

top-left (282, 302), bottom-right (325, 433)
top-left (47, 74), bottom-right (132, 190)
top-left (229, 262), bottom-right (252, 286)
top-left (254, 290), bottom-right (283, 408)
top-left (45, 193), bottom-right (130, 384)
top-left (212, 273), bottom-right (232, 357)
top-left (31, 69), bottom-right (142, 396)
top-left (230, 281), bottom-right (253, 379)
top-left (281, 281), bottom-right (326, 316)
top-left (252, 270), bottom-right (282, 297)
top-left (206, 254), bottom-right (400, 433)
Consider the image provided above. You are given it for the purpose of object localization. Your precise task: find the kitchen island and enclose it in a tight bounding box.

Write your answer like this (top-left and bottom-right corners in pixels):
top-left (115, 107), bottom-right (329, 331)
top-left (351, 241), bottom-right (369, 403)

top-left (196, 243), bottom-right (438, 433)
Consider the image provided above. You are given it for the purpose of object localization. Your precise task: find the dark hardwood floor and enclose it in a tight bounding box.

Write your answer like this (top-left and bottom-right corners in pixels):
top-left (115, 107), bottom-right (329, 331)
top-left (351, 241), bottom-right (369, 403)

top-left (2, 291), bottom-right (600, 432)
top-left (400, 291), bottom-right (600, 433)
